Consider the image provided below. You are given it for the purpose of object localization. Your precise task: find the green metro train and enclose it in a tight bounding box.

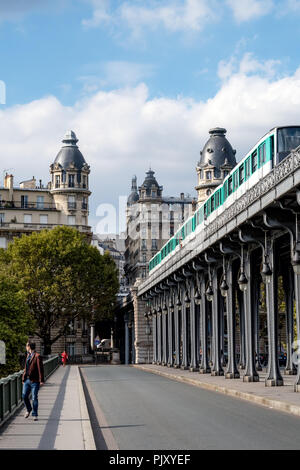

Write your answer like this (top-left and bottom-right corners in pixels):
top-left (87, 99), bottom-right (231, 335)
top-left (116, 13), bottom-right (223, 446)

top-left (149, 126), bottom-right (300, 275)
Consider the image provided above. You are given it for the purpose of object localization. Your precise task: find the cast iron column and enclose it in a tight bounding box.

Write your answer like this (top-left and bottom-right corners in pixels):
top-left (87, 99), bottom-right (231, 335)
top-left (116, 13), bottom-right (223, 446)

top-left (282, 265), bottom-right (296, 375)
top-left (264, 237), bottom-right (283, 386)
top-left (189, 281), bottom-right (198, 371)
top-left (199, 272), bottom-right (211, 373)
top-left (211, 266), bottom-right (224, 376)
top-left (225, 258), bottom-right (240, 379)
top-left (237, 288), bottom-right (246, 369)
top-left (181, 286), bottom-right (189, 370)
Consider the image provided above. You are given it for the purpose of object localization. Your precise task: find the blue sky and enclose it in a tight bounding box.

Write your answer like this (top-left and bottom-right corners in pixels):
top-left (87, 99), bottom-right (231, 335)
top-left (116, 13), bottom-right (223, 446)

top-left (1, 0), bottom-right (300, 233)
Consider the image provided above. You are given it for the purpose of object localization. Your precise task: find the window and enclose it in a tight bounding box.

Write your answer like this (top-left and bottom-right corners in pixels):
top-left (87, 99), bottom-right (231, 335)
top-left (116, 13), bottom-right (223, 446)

top-left (82, 197), bottom-right (88, 210)
top-left (66, 343), bottom-right (76, 357)
top-left (68, 215), bottom-right (76, 225)
top-left (24, 214), bottom-right (32, 224)
top-left (151, 191), bottom-right (156, 197)
top-left (206, 171), bottom-right (212, 180)
top-left (223, 170), bottom-right (229, 177)
top-left (141, 239), bottom-right (147, 250)
top-left (152, 239), bottom-right (157, 250)
top-left (55, 175), bottom-right (60, 188)
top-left (82, 216), bottom-right (87, 225)
top-left (21, 195), bottom-right (28, 208)
top-left (142, 253), bottom-right (147, 263)
top-left (0, 213), bottom-right (4, 224)
top-left (259, 143), bottom-right (266, 165)
top-left (206, 189), bottom-right (211, 196)
top-left (233, 171), bottom-right (238, 191)
top-left (252, 151), bottom-right (258, 173)
top-left (228, 176), bottom-right (233, 195)
top-left (68, 174), bottom-right (75, 188)
top-left (211, 196), bottom-right (215, 211)
top-left (82, 175), bottom-right (87, 188)
top-left (239, 165), bottom-right (244, 185)
top-left (37, 196), bottom-right (44, 209)
top-left (40, 215), bottom-right (48, 224)
top-left (245, 157), bottom-right (251, 180)
top-left (68, 196), bottom-right (76, 210)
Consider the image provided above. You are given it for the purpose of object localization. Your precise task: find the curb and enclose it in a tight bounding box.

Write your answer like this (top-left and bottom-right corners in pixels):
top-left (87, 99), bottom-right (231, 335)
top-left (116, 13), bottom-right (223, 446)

top-left (133, 365), bottom-right (300, 418)
top-left (77, 367), bottom-right (96, 450)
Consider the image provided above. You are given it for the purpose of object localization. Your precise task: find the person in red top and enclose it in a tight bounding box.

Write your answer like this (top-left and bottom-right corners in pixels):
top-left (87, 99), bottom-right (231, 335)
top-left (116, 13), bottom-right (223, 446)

top-left (61, 351), bottom-right (68, 367)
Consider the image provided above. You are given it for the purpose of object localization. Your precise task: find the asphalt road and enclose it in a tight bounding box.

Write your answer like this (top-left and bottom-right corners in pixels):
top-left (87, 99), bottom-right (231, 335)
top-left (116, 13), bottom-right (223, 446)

top-left (82, 365), bottom-right (300, 450)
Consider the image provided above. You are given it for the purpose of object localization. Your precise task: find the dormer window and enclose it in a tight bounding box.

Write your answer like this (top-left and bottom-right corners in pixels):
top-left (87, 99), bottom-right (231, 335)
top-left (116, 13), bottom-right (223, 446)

top-left (151, 190), bottom-right (156, 198)
top-left (206, 171), bottom-right (212, 180)
top-left (68, 174), bottom-right (75, 188)
top-left (55, 175), bottom-right (60, 188)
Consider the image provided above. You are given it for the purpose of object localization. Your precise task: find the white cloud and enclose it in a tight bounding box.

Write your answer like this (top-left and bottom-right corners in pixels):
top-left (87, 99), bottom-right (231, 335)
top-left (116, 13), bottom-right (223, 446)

top-left (218, 52), bottom-right (281, 81)
top-left (82, 0), bottom-right (218, 34)
top-left (226, 0), bottom-right (274, 22)
top-left (1, 56), bottom-right (300, 233)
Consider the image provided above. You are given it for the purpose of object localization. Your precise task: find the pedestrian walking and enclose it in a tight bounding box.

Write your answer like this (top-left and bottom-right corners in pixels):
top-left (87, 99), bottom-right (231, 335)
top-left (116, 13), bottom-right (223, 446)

top-left (61, 350), bottom-right (68, 367)
top-left (22, 342), bottom-right (44, 421)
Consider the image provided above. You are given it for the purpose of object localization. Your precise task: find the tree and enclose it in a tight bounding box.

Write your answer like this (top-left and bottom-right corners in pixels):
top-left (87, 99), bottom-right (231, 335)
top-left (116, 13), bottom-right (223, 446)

top-left (0, 274), bottom-right (35, 378)
top-left (3, 226), bottom-right (119, 354)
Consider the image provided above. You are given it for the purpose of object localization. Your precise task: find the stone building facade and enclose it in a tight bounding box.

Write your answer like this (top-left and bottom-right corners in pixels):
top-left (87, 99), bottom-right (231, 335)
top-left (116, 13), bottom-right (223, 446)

top-left (124, 169), bottom-right (196, 286)
top-left (0, 130), bottom-right (93, 357)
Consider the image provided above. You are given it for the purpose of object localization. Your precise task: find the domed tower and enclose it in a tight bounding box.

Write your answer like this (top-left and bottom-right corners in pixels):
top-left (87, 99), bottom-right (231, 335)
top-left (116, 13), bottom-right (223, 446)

top-left (50, 131), bottom-right (91, 228)
top-left (138, 169), bottom-right (163, 201)
top-left (196, 128), bottom-right (237, 205)
top-left (127, 175), bottom-right (139, 206)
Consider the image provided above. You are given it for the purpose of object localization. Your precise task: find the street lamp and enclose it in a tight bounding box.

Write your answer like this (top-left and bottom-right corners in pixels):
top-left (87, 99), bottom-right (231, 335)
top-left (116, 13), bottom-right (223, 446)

top-left (220, 276), bottom-right (229, 298)
top-left (261, 254), bottom-right (272, 284)
top-left (169, 298), bottom-right (174, 313)
top-left (206, 282), bottom-right (213, 302)
top-left (238, 271), bottom-right (248, 292)
top-left (194, 287), bottom-right (201, 305)
top-left (184, 291), bottom-right (191, 308)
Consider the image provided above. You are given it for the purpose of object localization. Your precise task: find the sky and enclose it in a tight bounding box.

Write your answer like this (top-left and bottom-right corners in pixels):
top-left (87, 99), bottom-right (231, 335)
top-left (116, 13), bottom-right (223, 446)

top-left (1, 0), bottom-right (300, 234)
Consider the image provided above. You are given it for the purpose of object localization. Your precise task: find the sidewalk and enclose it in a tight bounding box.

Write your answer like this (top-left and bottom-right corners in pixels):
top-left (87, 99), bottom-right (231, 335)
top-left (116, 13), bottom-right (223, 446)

top-left (133, 364), bottom-right (300, 418)
top-left (0, 365), bottom-right (95, 450)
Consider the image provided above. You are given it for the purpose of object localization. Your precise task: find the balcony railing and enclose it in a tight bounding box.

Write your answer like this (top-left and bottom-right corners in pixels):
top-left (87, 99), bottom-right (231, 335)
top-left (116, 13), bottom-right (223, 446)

top-left (0, 201), bottom-right (58, 211)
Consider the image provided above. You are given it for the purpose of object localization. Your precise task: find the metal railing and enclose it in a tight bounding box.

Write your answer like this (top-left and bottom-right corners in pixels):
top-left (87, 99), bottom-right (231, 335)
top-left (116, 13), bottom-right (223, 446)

top-left (0, 355), bottom-right (60, 427)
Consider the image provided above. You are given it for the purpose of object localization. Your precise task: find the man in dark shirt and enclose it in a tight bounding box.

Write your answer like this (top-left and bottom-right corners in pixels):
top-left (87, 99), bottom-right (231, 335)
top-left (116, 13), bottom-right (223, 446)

top-left (22, 342), bottom-right (44, 421)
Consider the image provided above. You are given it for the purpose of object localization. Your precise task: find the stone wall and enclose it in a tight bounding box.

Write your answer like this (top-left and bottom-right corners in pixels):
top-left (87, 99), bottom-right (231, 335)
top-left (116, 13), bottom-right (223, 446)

top-left (131, 279), bottom-right (153, 364)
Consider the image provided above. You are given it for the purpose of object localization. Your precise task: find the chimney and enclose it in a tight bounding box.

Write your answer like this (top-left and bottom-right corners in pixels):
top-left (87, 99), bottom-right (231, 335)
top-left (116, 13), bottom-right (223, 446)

top-left (4, 173), bottom-right (14, 189)
top-left (180, 192), bottom-right (184, 200)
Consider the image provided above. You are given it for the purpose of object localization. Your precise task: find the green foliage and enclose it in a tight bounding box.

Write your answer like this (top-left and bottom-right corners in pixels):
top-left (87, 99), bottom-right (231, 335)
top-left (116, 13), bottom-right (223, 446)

top-left (0, 274), bottom-right (35, 378)
top-left (3, 226), bottom-right (119, 354)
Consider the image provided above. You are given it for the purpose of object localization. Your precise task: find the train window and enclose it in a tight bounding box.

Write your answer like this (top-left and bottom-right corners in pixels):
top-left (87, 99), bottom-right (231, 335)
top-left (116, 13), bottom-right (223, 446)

top-left (245, 157), bottom-right (251, 180)
top-left (239, 164), bottom-right (244, 185)
top-left (259, 143), bottom-right (266, 165)
top-left (252, 151), bottom-right (258, 173)
top-left (228, 176), bottom-right (233, 195)
top-left (215, 191), bottom-right (219, 207)
top-left (223, 181), bottom-right (228, 200)
top-left (211, 196), bottom-right (215, 212)
top-left (233, 171), bottom-right (238, 191)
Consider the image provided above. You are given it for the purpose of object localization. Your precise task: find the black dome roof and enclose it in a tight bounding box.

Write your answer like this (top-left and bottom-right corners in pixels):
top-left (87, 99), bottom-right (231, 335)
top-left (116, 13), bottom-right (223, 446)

top-left (127, 175), bottom-right (139, 205)
top-left (199, 128), bottom-right (236, 169)
top-left (54, 131), bottom-right (86, 170)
